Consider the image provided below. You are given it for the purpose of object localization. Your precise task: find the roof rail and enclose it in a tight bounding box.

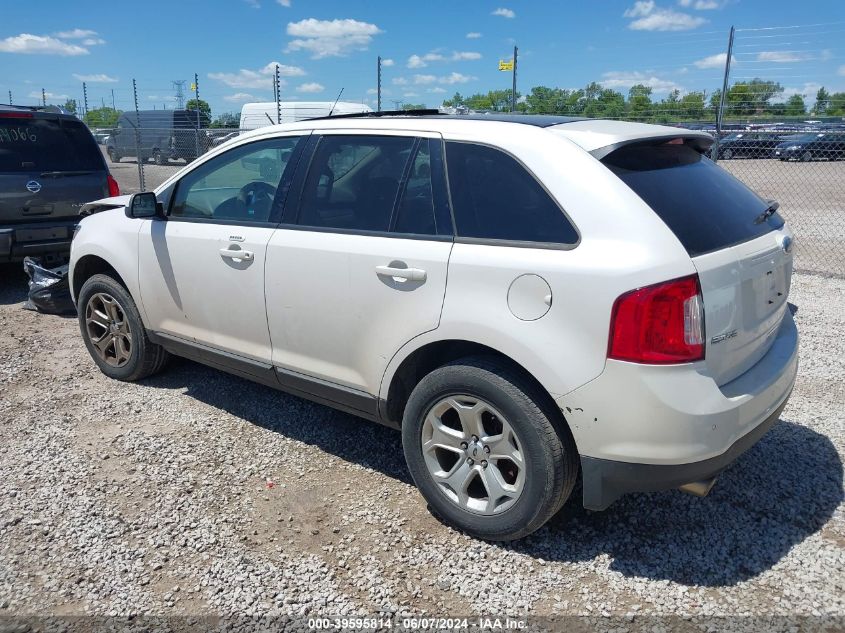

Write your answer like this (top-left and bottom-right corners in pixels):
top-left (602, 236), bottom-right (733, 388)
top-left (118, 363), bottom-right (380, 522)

top-left (305, 108), bottom-right (442, 122)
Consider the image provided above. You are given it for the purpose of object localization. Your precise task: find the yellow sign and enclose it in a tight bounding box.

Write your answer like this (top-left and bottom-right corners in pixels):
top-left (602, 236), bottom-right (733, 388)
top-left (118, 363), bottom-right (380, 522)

top-left (190, 83), bottom-right (196, 91)
top-left (498, 60), bottom-right (514, 71)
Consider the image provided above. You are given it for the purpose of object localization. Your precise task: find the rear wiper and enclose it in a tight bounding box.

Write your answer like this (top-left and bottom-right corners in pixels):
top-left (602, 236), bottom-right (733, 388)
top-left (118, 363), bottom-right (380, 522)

top-left (39, 170), bottom-right (96, 178)
top-left (754, 201), bottom-right (780, 224)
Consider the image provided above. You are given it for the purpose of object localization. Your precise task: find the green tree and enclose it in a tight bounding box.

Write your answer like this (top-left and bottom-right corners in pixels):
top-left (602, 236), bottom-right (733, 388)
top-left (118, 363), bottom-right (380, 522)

top-left (84, 106), bottom-right (121, 128)
top-left (185, 98), bottom-right (211, 119)
top-left (814, 87), bottom-right (831, 114)
top-left (212, 112), bottom-right (240, 128)
top-left (679, 92), bottom-right (706, 121)
top-left (441, 92), bottom-right (465, 107)
top-left (784, 94), bottom-right (806, 116)
top-left (828, 92), bottom-right (845, 115)
top-left (401, 103), bottom-right (427, 110)
top-left (627, 84), bottom-right (653, 121)
top-left (62, 99), bottom-right (77, 115)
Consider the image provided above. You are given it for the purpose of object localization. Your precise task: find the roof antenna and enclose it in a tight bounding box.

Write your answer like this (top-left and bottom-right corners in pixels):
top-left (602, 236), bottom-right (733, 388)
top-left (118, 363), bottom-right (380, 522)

top-left (329, 88), bottom-right (344, 116)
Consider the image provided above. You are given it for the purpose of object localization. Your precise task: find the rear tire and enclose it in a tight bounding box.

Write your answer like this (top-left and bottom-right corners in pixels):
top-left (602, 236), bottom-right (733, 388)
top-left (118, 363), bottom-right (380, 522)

top-left (402, 356), bottom-right (578, 541)
top-left (78, 274), bottom-right (169, 382)
top-left (107, 149), bottom-right (120, 163)
top-left (801, 151), bottom-right (813, 162)
top-left (722, 148), bottom-right (733, 160)
top-left (153, 150), bottom-right (165, 166)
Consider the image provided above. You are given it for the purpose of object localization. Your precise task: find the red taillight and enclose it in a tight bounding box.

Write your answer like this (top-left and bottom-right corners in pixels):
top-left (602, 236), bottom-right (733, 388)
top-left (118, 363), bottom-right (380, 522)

top-left (107, 174), bottom-right (120, 197)
top-left (608, 274), bottom-right (705, 364)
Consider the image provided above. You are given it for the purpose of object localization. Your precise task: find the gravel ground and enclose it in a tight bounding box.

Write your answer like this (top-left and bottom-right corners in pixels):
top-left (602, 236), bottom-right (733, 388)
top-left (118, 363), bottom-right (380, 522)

top-left (0, 264), bottom-right (843, 629)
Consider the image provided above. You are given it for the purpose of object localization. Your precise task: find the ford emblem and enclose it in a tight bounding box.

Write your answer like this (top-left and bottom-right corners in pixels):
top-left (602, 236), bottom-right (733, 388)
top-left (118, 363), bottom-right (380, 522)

top-left (26, 180), bottom-right (42, 193)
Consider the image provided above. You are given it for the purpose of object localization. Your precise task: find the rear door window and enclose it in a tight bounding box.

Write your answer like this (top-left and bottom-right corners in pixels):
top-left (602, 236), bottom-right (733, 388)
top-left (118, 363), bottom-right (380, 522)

top-left (602, 141), bottom-right (783, 257)
top-left (0, 117), bottom-right (104, 172)
top-left (445, 141), bottom-right (578, 245)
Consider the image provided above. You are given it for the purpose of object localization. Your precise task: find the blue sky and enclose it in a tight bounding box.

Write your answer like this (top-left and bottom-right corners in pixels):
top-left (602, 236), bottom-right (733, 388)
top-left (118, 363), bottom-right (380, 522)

top-left (1, 0), bottom-right (843, 117)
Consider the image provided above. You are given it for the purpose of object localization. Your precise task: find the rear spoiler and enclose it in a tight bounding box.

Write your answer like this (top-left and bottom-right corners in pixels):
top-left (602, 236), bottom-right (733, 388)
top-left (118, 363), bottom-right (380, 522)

top-left (590, 134), bottom-right (714, 161)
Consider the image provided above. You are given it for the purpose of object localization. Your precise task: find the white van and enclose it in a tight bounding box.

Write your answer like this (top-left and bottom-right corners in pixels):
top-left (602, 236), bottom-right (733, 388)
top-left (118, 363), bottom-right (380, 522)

top-left (239, 101), bottom-right (373, 130)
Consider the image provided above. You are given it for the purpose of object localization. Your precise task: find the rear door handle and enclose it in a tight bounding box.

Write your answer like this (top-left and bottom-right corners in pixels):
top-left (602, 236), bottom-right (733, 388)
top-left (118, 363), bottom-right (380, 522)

top-left (219, 247), bottom-right (254, 261)
top-left (375, 264), bottom-right (427, 282)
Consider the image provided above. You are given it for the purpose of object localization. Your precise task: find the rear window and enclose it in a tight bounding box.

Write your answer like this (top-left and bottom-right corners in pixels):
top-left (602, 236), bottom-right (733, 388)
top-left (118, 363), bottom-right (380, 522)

top-left (602, 141), bottom-right (783, 257)
top-left (0, 117), bottom-right (104, 172)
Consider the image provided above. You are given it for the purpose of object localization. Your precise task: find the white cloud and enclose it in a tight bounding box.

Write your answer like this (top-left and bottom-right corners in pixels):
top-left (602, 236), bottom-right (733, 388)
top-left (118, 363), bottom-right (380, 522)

top-left (82, 38), bottom-right (106, 46)
top-left (53, 29), bottom-right (97, 39)
top-left (224, 93), bottom-right (258, 103)
top-left (601, 70), bottom-right (682, 93)
top-left (209, 61), bottom-right (305, 89)
top-left (839, 65), bottom-right (845, 76)
top-left (244, 0), bottom-right (260, 8)
top-left (452, 51), bottom-right (482, 61)
top-left (413, 74), bottom-right (437, 85)
top-left (756, 51), bottom-right (812, 63)
top-left (403, 92), bottom-right (420, 98)
top-left (624, 1), bottom-right (706, 31)
top-left (286, 18), bottom-right (382, 58)
top-left (439, 72), bottom-right (476, 84)
top-left (0, 33), bottom-right (89, 56)
top-left (381, 58), bottom-right (394, 67)
top-left (297, 82), bottom-right (324, 93)
top-left (146, 95), bottom-right (177, 102)
top-left (491, 7), bottom-right (516, 18)
top-left (693, 0), bottom-right (720, 8)
top-left (428, 87), bottom-right (447, 93)
top-left (466, 32), bottom-right (482, 39)
top-left (392, 77), bottom-right (409, 86)
top-left (366, 88), bottom-right (378, 94)
top-left (73, 73), bottom-right (118, 83)
top-left (30, 90), bottom-right (69, 101)
top-left (693, 53), bottom-right (733, 69)
top-left (277, 0), bottom-right (291, 6)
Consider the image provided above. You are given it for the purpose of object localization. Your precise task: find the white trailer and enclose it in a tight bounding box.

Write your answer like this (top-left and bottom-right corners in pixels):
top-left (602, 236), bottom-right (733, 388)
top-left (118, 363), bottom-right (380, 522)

top-left (239, 101), bottom-right (373, 130)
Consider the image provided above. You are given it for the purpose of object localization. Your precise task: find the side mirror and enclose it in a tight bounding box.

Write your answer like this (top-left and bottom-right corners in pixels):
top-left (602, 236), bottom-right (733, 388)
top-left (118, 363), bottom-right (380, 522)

top-left (126, 192), bottom-right (163, 219)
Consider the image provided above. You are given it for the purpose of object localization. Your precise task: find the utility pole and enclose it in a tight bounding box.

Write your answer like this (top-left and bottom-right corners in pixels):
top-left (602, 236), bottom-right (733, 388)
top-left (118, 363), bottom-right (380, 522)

top-left (172, 80), bottom-right (186, 109)
top-left (511, 45), bottom-right (518, 113)
top-left (713, 25), bottom-right (735, 163)
top-left (8, 90), bottom-right (12, 105)
top-left (377, 56), bottom-right (382, 112)
top-left (42, 88), bottom-right (47, 107)
top-left (111, 89), bottom-right (116, 111)
top-left (194, 72), bottom-right (202, 157)
top-left (132, 79), bottom-right (145, 191)
top-left (275, 64), bottom-right (281, 124)
top-left (83, 82), bottom-right (89, 121)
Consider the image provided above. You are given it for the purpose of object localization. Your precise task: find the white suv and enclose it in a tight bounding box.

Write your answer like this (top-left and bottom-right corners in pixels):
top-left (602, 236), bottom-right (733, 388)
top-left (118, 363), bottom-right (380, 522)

top-left (69, 113), bottom-right (798, 541)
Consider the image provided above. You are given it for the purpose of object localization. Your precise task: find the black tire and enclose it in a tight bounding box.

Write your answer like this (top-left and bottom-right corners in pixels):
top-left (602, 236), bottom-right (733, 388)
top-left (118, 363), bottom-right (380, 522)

top-left (722, 148), bottom-right (733, 160)
top-left (801, 151), bottom-right (812, 162)
top-left (77, 274), bottom-right (169, 382)
top-left (402, 356), bottom-right (579, 541)
top-left (153, 150), bottom-right (165, 166)
top-left (108, 149), bottom-right (120, 163)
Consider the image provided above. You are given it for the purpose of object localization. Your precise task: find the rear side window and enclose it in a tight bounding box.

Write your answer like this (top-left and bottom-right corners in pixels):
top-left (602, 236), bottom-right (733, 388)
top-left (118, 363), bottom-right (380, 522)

top-left (445, 142), bottom-right (578, 245)
top-left (603, 142), bottom-right (782, 257)
top-left (0, 118), bottom-right (103, 172)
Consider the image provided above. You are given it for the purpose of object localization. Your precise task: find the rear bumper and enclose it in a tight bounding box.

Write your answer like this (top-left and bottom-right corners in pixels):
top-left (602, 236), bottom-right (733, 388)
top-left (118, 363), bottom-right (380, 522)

top-left (0, 220), bottom-right (78, 262)
top-left (557, 310), bottom-right (799, 510)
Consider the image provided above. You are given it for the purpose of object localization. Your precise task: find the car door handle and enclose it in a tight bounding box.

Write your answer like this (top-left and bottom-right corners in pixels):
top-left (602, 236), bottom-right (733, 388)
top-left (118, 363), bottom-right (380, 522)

top-left (375, 265), bottom-right (427, 282)
top-left (219, 247), bottom-right (254, 261)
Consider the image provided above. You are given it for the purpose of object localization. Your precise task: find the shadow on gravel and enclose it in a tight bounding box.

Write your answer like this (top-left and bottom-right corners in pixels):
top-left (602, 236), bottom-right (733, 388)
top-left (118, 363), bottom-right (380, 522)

top-left (516, 416), bottom-right (843, 587)
top-left (143, 359), bottom-right (842, 588)
top-left (143, 357), bottom-right (415, 485)
top-left (0, 263), bottom-right (28, 305)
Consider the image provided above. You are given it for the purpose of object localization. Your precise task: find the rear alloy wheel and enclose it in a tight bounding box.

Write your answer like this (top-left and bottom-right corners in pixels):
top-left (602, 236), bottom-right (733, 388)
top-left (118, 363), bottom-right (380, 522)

top-left (801, 151), bottom-right (813, 162)
top-left (108, 149), bottom-right (120, 163)
top-left (153, 150), bottom-right (165, 166)
top-left (722, 148), bottom-right (733, 160)
top-left (402, 356), bottom-right (578, 541)
top-left (78, 274), bottom-right (169, 381)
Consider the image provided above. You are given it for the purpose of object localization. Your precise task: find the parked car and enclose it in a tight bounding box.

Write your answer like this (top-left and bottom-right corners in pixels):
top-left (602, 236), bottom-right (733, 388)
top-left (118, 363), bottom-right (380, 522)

top-left (774, 132), bottom-right (845, 161)
top-left (69, 113), bottom-right (798, 540)
top-left (107, 109), bottom-right (212, 165)
top-left (711, 132), bottom-right (786, 159)
top-left (1, 104), bottom-right (119, 264)
top-left (210, 130), bottom-right (240, 147)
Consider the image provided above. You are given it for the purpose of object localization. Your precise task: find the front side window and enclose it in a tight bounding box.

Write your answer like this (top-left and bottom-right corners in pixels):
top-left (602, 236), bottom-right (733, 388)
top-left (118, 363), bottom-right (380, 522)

top-left (297, 135), bottom-right (415, 232)
top-left (170, 137), bottom-right (300, 223)
top-left (445, 142), bottom-right (578, 245)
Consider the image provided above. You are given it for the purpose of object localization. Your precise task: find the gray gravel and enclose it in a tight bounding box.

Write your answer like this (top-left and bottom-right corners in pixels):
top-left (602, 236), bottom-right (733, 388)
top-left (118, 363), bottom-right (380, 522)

top-left (0, 263), bottom-right (843, 625)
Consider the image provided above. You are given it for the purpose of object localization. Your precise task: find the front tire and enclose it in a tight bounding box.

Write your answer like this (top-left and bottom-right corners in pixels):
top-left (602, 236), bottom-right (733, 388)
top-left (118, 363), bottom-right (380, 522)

top-left (78, 274), bottom-right (169, 382)
top-left (153, 150), bottom-right (165, 166)
top-left (801, 151), bottom-right (813, 162)
top-left (722, 148), bottom-right (733, 160)
top-left (402, 356), bottom-right (578, 541)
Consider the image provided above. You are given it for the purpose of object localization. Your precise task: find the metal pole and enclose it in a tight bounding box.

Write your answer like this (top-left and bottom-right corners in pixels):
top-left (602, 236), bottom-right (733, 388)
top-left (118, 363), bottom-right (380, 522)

top-left (8, 91), bottom-right (12, 105)
top-left (133, 79), bottom-right (145, 191)
top-left (377, 56), bottom-right (382, 112)
top-left (713, 25), bottom-right (735, 164)
top-left (194, 72), bottom-right (201, 158)
top-left (511, 46), bottom-right (518, 113)
top-left (111, 89), bottom-right (116, 111)
top-left (83, 82), bottom-right (89, 122)
top-left (42, 88), bottom-right (46, 107)
top-left (275, 64), bottom-right (281, 124)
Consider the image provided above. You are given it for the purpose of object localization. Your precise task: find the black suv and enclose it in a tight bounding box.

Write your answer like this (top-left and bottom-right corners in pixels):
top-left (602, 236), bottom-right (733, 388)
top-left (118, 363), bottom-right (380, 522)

top-left (107, 110), bottom-right (212, 165)
top-left (1, 105), bottom-right (118, 264)
top-left (711, 132), bottom-right (786, 159)
top-left (774, 132), bottom-right (845, 161)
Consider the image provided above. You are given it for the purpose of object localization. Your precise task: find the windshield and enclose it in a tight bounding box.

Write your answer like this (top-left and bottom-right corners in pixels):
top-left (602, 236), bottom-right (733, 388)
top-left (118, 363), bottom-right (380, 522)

top-left (0, 117), bottom-right (104, 172)
top-left (603, 141), bottom-right (784, 257)
top-left (787, 134), bottom-right (823, 143)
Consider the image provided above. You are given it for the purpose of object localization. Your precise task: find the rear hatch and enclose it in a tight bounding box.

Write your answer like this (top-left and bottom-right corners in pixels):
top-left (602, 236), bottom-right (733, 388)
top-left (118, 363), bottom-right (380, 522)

top-left (0, 114), bottom-right (109, 224)
top-left (602, 139), bottom-right (792, 385)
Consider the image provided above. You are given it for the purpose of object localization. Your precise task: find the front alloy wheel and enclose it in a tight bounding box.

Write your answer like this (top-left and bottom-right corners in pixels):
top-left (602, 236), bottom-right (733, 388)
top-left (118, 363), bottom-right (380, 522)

top-left (85, 292), bottom-right (132, 367)
top-left (422, 395), bottom-right (525, 515)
